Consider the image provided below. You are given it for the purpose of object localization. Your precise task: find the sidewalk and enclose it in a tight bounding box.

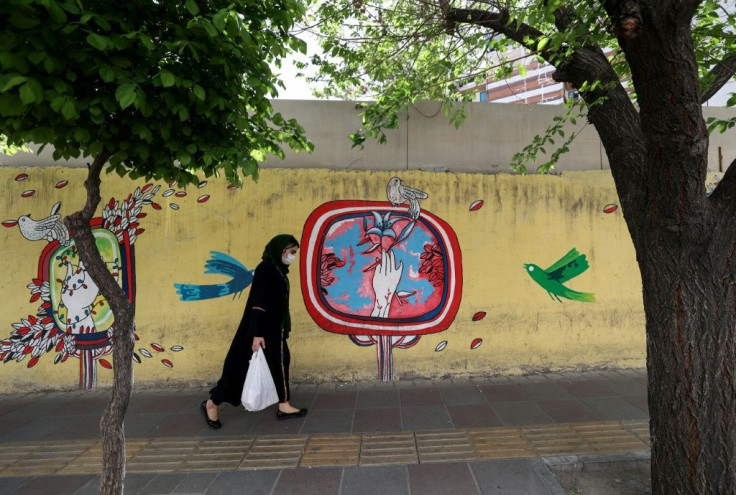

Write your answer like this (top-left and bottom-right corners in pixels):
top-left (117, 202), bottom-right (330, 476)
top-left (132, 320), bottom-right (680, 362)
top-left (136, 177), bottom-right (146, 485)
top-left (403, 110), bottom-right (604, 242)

top-left (0, 369), bottom-right (650, 494)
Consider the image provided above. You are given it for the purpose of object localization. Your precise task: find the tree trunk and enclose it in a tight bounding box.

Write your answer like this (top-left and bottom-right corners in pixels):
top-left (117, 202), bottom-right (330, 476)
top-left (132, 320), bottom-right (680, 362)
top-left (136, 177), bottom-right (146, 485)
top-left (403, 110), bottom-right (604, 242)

top-left (65, 153), bottom-right (135, 495)
top-left (593, 2), bottom-right (736, 492)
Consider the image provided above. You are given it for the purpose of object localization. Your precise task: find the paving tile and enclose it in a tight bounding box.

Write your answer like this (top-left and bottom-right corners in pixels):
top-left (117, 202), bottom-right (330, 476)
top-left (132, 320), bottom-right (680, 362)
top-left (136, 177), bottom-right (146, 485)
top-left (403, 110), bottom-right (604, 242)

top-left (172, 472), bottom-right (218, 493)
top-left (356, 389), bottom-right (400, 409)
top-left (479, 384), bottom-right (529, 403)
top-left (408, 462), bottom-right (480, 495)
top-left (274, 467), bottom-right (343, 495)
top-left (206, 470), bottom-right (280, 494)
top-left (623, 395), bottom-right (649, 412)
top-left (470, 458), bottom-right (558, 495)
top-left (0, 417), bottom-right (34, 442)
top-left (311, 391), bottom-right (357, 410)
top-left (151, 412), bottom-right (210, 437)
top-left (537, 400), bottom-right (601, 423)
top-left (0, 417), bottom-right (67, 443)
top-left (439, 386), bottom-right (488, 406)
top-left (124, 413), bottom-right (173, 438)
top-left (469, 428), bottom-right (535, 459)
top-left (240, 435), bottom-right (307, 470)
top-left (352, 408), bottom-right (402, 433)
top-left (341, 465), bottom-right (409, 495)
top-left (492, 402), bottom-right (554, 426)
top-left (300, 409), bottom-right (354, 434)
top-left (415, 430), bottom-right (477, 462)
top-left (53, 396), bottom-right (110, 416)
top-left (6, 475), bottom-right (93, 495)
top-left (42, 416), bottom-right (102, 441)
top-left (448, 405), bottom-right (503, 429)
top-left (360, 432), bottom-right (417, 466)
top-left (300, 434), bottom-right (360, 467)
top-left (140, 473), bottom-right (184, 494)
top-left (581, 397), bottom-right (649, 421)
top-left (401, 406), bottom-right (452, 431)
top-left (554, 380), bottom-right (617, 398)
top-left (250, 411), bottom-right (305, 436)
top-left (603, 378), bottom-right (647, 396)
top-left (0, 477), bottom-right (28, 495)
top-left (520, 382), bottom-right (573, 401)
top-left (399, 388), bottom-right (443, 406)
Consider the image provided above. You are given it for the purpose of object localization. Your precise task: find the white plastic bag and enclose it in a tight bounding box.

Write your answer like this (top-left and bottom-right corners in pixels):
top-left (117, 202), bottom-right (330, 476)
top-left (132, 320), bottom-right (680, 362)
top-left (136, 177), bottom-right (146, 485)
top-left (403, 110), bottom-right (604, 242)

top-left (241, 349), bottom-right (279, 411)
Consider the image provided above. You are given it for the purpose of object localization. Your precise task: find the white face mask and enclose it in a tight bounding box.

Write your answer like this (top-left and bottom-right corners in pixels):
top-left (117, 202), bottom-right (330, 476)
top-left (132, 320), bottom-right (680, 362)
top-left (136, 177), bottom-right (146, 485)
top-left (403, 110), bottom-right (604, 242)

top-left (282, 253), bottom-right (296, 265)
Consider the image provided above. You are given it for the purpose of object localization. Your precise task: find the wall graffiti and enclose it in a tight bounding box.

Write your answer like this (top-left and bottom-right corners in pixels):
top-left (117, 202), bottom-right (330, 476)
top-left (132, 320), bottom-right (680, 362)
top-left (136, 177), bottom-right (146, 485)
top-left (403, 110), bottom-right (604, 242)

top-left (301, 177), bottom-right (463, 381)
top-left (2, 181), bottom-right (160, 389)
top-left (524, 248), bottom-right (595, 303)
top-left (174, 251), bottom-right (254, 301)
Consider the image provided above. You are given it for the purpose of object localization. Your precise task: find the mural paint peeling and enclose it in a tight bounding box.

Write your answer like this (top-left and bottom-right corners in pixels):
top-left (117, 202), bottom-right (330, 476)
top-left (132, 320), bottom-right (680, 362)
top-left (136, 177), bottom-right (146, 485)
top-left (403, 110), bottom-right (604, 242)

top-left (524, 248), bottom-right (595, 303)
top-left (301, 179), bottom-right (463, 381)
top-left (174, 251), bottom-right (254, 301)
top-left (1, 182), bottom-right (164, 389)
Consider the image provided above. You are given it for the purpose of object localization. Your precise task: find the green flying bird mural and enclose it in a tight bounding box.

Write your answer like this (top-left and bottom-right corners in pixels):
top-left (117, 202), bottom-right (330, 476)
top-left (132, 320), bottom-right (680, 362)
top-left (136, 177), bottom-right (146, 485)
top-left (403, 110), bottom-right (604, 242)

top-left (524, 248), bottom-right (595, 303)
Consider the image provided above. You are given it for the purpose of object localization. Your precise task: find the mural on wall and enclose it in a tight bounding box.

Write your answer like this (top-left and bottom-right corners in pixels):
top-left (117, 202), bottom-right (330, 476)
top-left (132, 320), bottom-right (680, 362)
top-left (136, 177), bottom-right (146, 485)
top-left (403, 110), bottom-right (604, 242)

top-left (524, 248), bottom-right (595, 302)
top-left (174, 251), bottom-right (254, 301)
top-left (1, 177), bottom-right (163, 389)
top-left (301, 177), bottom-right (463, 380)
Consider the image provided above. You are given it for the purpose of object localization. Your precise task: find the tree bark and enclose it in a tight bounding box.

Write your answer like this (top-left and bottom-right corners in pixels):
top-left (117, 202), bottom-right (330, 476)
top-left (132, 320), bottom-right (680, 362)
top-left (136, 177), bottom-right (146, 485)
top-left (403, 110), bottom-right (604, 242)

top-left (596, 1), bottom-right (736, 493)
top-left (64, 153), bottom-right (136, 495)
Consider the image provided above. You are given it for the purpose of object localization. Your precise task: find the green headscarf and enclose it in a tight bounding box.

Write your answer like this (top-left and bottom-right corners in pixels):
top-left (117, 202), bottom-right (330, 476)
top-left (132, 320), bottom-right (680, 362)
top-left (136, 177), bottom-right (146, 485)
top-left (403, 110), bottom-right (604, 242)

top-left (261, 234), bottom-right (299, 338)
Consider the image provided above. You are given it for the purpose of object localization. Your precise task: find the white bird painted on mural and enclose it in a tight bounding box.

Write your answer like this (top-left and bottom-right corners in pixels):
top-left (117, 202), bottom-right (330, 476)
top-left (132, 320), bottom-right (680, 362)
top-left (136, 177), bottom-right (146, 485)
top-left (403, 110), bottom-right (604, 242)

top-left (386, 177), bottom-right (428, 220)
top-left (17, 201), bottom-right (70, 246)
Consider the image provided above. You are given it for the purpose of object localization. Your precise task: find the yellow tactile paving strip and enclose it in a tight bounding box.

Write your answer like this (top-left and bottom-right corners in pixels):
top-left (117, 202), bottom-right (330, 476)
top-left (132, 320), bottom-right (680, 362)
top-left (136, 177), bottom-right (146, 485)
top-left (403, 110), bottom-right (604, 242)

top-left (0, 420), bottom-right (650, 476)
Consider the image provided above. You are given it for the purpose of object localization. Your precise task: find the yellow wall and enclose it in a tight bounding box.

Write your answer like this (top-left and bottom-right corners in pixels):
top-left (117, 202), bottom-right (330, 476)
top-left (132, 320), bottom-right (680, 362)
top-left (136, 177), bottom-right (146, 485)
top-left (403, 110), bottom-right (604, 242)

top-left (0, 166), bottom-right (655, 392)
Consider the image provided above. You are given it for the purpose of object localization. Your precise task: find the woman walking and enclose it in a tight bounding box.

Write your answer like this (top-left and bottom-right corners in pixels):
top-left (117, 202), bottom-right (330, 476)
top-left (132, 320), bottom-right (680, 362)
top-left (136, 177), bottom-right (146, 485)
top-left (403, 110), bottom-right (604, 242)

top-left (201, 234), bottom-right (307, 428)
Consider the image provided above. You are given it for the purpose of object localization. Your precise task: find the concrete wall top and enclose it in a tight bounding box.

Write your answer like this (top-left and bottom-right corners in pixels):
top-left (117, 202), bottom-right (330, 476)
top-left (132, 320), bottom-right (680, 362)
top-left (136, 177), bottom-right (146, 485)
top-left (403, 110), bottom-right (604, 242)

top-left (2, 100), bottom-right (734, 174)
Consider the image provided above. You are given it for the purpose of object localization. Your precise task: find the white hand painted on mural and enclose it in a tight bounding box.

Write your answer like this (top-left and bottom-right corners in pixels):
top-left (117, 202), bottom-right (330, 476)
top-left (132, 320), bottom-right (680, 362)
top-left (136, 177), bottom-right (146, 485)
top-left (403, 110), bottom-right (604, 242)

top-left (386, 177), bottom-right (428, 220)
top-left (17, 201), bottom-right (70, 246)
top-left (370, 249), bottom-right (403, 318)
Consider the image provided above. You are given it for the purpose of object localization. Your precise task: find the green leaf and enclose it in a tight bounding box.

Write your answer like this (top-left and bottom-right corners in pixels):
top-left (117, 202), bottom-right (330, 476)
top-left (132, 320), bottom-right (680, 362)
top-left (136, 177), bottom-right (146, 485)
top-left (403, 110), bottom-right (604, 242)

top-left (99, 66), bottom-right (115, 82)
top-left (115, 83), bottom-right (138, 109)
top-left (46, 2), bottom-right (68, 23)
top-left (19, 81), bottom-right (42, 104)
top-left (0, 75), bottom-right (27, 92)
top-left (193, 85), bottom-right (206, 101)
top-left (160, 70), bottom-right (176, 87)
top-left (86, 33), bottom-right (109, 51)
top-left (185, 0), bottom-right (200, 15)
top-left (61, 99), bottom-right (77, 120)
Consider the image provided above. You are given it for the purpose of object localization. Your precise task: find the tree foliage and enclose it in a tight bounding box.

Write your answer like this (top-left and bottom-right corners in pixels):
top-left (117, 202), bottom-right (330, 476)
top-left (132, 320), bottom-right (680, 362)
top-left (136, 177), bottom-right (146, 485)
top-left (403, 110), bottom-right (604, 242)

top-left (0, 0), bottom-right (312, 185)
top-left (305, 0), bottom-right (735, 170)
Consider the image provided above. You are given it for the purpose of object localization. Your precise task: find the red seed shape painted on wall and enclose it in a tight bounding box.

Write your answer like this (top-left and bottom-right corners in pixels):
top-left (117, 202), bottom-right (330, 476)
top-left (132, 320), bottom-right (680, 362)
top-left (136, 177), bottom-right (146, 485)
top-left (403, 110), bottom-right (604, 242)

top-left (27, 356), bottom-right (40, 368)
top-left (471, 338), bottom-right (483, 350)
top-left (142, 183), bottom-right (154, 193)
top-left (175, 191), bottom-right (187, 198)
top-left (469, 200), bottom-right (484, 211)
top-left (197, 194), bottom-right (210, 203)
top-left (21, 190), bottom-right (35, 198)
top-left (55, 180), bottom-right (68, 189)
top-left (151, 203), bottom-right (161, 210)
top-left (603, 203), bottom-right (619, 214)
top-left (161, 359), bottom-right (173, 368)
top-left (151, 343), bottom-right (164, 352)
top-left (472, 311), bottom-right (486, 321)
top-left (99, 359), bottom-right (112, 369)
top-left (2, 220), bottom-right (18, 227)
top-left (227, 184), bottom-right (238, 191)
top-left (15, 173), bottom-right (28, 181)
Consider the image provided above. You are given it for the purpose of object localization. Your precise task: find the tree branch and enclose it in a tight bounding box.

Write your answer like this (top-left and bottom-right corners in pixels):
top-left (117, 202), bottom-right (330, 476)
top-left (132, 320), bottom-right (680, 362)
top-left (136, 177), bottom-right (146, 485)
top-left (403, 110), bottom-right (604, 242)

top-left (708, 156), bottom-right (736, 208)
top-left (701, 54), bottom-right (736, 103)
top-left (445, 9), bottom-right (544, 52)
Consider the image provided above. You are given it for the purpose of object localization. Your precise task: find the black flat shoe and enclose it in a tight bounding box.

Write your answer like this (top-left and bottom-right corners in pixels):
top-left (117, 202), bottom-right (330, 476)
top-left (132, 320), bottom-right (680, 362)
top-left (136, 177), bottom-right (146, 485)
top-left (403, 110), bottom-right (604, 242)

top-left (200, 400), bottom-right (222, 429)
top-left (276, 408), bottom-right (308, 420)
